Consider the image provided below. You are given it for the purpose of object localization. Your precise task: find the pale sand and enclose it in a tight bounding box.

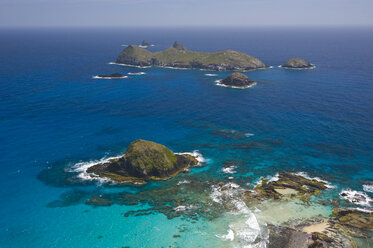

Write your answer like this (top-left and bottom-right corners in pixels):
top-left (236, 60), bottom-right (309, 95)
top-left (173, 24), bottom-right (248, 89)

top-left (302, 222), bottom-right (331, 235)
top-left (275, 188), bottom-right (298, 196)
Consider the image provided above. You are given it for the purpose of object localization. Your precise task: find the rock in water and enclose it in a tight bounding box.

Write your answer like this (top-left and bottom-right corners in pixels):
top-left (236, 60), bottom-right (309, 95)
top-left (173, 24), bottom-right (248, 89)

top-left (332, 208), bottom-right (373, 231)
top-left (87, 139), bottom-right (198, 183)
top-left (141, 40), bottom-right (151, 47)
top-left (219, 72), bottom-right (256, 88)
top-left (116, 42), bottom-right (267, 70)
top-left (282, 58), bottom-right (314, 69)
top-left (97, 73), bottom-right (125, 78)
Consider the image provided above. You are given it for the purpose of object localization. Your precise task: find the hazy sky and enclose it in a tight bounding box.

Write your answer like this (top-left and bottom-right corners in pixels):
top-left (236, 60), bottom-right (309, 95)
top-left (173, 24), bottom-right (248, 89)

top-left (1, 0), bottom-right (373, 27)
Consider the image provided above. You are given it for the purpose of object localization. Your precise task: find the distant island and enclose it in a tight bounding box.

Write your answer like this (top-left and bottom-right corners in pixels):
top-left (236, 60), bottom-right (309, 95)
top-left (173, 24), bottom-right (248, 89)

top-left (217, 72), bottom-right (256, 89)
top-left (86, 139), bottom-right (198, 184)
top-left (281, 57), bottom-right (315, 69)
top-left (116, 41), bottom-right (267, 71)
top-left (140, 40), bottom-right (152, 48)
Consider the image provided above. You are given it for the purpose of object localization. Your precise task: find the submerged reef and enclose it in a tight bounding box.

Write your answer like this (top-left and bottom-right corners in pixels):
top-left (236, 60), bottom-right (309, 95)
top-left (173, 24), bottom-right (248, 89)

top-left (282, 58), bottom-right (315, 69)
top-left (86, 139), bottom-right (198, 183)
top-left (218, 72), bottom-right (256, 88)
top-left (116, 41), bottom-right (267, 71)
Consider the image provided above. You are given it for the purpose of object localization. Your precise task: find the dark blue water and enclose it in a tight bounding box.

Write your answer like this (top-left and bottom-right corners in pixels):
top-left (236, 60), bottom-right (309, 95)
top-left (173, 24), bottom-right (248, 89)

top-left (0, 27), bottom-right (372, 247)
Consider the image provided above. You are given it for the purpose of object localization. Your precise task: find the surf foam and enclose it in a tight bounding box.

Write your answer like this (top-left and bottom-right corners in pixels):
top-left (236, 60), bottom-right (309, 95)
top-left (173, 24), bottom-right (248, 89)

top-left (363, 183), bottom-right (373, 193)
top-left (339, 189), bottom-right (372, 207)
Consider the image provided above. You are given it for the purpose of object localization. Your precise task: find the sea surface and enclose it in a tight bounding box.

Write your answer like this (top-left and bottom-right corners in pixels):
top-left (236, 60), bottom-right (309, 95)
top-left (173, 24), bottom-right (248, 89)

top-left (0, 27), bottom-right (372, 247)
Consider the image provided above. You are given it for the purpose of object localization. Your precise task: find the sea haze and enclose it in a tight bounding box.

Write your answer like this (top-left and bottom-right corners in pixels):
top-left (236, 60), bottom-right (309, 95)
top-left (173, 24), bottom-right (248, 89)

top-left (0, 27), bottom-right (372, 247)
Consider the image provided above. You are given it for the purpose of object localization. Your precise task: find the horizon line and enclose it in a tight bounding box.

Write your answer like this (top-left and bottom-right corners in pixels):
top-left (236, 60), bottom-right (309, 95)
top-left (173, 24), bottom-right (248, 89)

top-left (1, 24), bottom-right (373, 29)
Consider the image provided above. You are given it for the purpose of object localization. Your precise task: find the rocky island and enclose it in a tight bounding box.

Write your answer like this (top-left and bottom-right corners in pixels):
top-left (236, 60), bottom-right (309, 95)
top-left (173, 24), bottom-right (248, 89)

top-left (281, 57), bottom-right (315, 69)
top-left (116, 41), bottom-right (267, 71)
top-left (94, 73), bottom-right (127, 79)
top-left (140, 40), bottom-right (152, 47)
top-left (86, 139), bottom-right (198, 184)
top-left (217, 72), bottom-right (256, 88)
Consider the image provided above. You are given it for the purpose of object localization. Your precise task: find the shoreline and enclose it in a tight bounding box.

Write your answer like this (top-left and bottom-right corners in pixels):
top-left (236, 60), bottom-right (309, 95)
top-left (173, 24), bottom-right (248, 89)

top-left (215, 79), bottom-right (257, 89)
top-left (92, 75), bottom-right (128, 79)
top-left (109, 61), bottom-right (271, 72)
top-left (279, 64), bottom-right (316, 70)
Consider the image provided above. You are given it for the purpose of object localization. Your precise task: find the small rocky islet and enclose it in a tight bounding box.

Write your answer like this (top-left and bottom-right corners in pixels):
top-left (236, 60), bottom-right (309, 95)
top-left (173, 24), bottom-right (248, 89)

top-left (140, 40), bottom-right (152, 47)
top-left (86, 139), bottom-right (198, 184)
top-left (95, 73), bottom-right (126, 79)
top-left (282, 57), bottom-right (315, 69)
top-left (217, 72), bottom-right (256, 88)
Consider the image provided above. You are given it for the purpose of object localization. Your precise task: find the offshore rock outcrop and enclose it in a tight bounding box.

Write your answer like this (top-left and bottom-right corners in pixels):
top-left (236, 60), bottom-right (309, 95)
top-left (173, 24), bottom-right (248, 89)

top-left (282, 58), bottom-right (315, 69)
top-left (140, 40), bottom-right (152, 47)
top-left (116, 42), bottom-right (267, 71)
top-left (244, 172), bottom-right (328, 201)
top-left (218, 72), bottom-right (256, 88)
top-left (95, 73), bottom-right (127, 79)
top-left (86, 139), bottom-right (198, 184)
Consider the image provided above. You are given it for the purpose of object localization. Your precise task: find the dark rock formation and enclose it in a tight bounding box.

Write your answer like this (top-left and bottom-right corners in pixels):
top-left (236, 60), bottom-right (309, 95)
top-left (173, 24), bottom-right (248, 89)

top-left (244, 172), bottom-right (328, 201)
top-left (333, 208), bottom-right (373, 230)
top-left (219, 72), bottom-right (256, 88)
top-left (312, 232), bottom-right (333, 243)
top-left (116, 42), bottom-right (267, 71)
top-left (97, 73), bottom-right (125, 78)
top-left (282, 58), bottom-right (314, 69)
top-left (172, 41), bottom-right (186, 50)
top-left (86, 139), bottom-right (198, 183)
top-left (141, 40), bottom-right (151, 47)
top-left (267, 225), bottom-right (309, 248)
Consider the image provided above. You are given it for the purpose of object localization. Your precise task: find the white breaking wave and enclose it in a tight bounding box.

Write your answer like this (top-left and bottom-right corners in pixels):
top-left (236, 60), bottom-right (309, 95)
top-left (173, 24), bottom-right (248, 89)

top-left (363, 184), bottom-right (373, 193)
top-left (176, 150), bottom-right (206, 166)
top-left (68, 154), bottom-right (123, 184)
top-left (221, 165), bottom-right (237, 174)
top-left (211, 182), bottom-right (268, 247)
top-left (340, 189), bottom-right (372, 207)
top-left (253, 173), bottom-right (280, 188)
top-left (217, 229), bottom-right (235, 241)
top-left (173, 205), bottom-right (197, 212)
top-left (138, 44), bottom-right (155, 48)
top-left (92, 75), bottom-right (128, 79)
top-left (176, 180), bottom-right (191, 185)
top-left (205, 73), bottom-right (218, 76)
top-left (292, 172), bottom-right (335, 189)
top-left (278, 64), bottom-right (316, 70)
top-left (127, 72), bottom-right (146, 75)
top-left (244, 133), bottom-right (254, 137)
top-left (108, 62), bottom-right (151, 68)
top-left (215, 79), bottom-right (257, 89)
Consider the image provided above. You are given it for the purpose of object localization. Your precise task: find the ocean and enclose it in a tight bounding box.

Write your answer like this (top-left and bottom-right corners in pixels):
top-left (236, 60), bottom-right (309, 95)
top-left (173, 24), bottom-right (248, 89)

top-left (0, 27), bottom-right (372, 247)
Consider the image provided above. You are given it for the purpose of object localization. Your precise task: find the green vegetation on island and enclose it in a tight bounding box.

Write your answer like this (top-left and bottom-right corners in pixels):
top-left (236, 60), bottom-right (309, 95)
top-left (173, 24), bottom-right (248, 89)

top-left (116, 41), bottom-right (267, 71)
top-left (87, 139), bottom-right (198, 184)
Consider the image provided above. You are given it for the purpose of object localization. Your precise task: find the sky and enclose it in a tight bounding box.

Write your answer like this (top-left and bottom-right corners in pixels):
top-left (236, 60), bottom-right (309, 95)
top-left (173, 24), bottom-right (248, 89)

top-left (0, 0), bottom-right (373, 27)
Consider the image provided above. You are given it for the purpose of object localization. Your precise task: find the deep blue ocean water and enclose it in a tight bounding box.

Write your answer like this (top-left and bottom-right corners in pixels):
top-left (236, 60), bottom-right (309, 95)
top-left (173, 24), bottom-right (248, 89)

top-left (0, 27), bottom-right (372, 247)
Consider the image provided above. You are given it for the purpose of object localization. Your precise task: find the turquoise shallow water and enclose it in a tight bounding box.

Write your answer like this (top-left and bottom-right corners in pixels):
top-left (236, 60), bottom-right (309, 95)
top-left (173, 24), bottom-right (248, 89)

top-left (0, 27), bottom-right (372, 247)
